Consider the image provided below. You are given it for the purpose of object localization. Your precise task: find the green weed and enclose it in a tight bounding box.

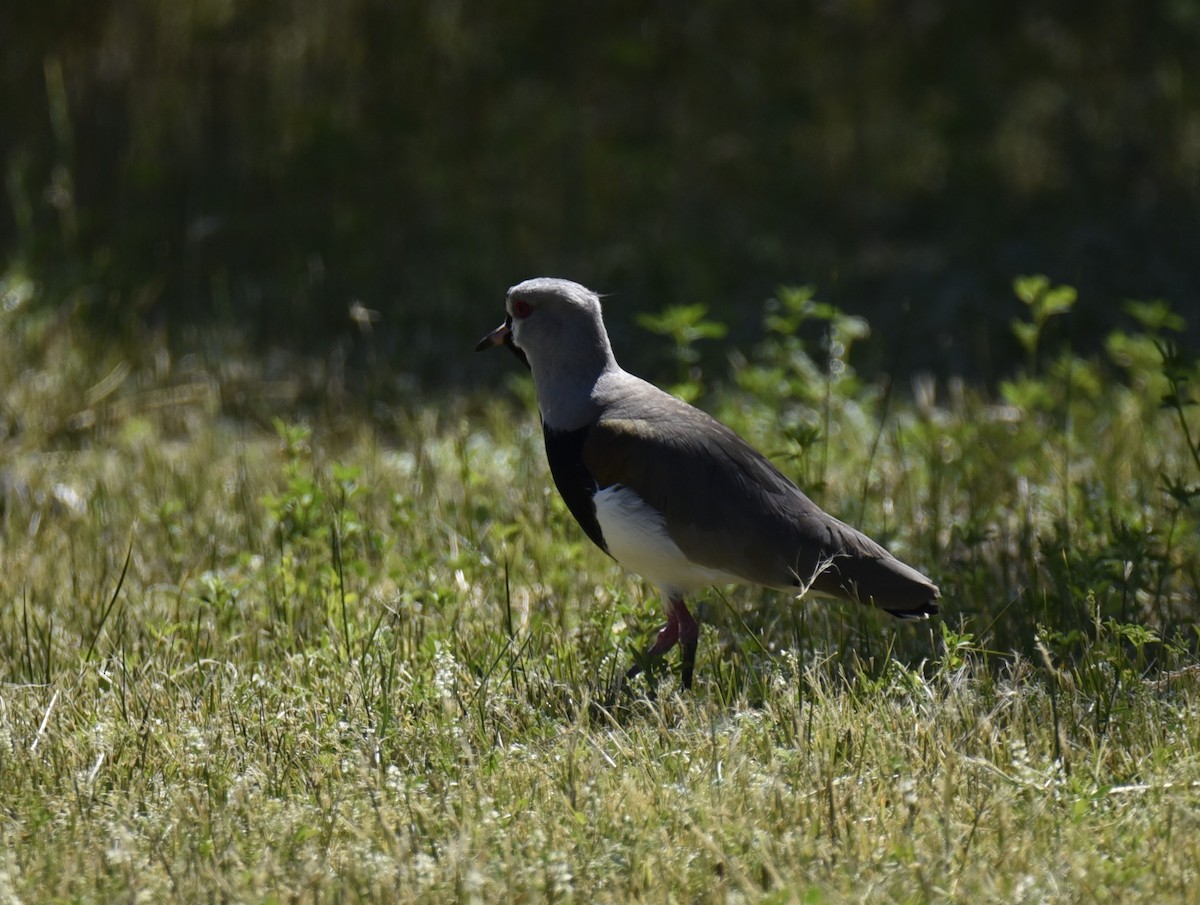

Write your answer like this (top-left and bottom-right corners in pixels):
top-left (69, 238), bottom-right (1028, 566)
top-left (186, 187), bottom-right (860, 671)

top-left (0, 274), bottom-right (1198, 901)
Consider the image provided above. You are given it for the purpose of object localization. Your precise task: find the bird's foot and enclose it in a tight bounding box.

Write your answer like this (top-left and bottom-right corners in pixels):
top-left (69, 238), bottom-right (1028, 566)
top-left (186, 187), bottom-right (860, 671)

top-left (624, 617), bottom-right (679, 682)
top-left (625, 596), bottom-right (699, 690)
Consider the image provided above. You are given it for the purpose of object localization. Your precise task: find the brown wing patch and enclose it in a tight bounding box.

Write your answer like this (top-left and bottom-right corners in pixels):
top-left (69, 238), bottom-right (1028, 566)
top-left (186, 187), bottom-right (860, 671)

top-left (581, 412), bottom-right (810, 586)
top-left (580, 406), bottom-right (938, 612)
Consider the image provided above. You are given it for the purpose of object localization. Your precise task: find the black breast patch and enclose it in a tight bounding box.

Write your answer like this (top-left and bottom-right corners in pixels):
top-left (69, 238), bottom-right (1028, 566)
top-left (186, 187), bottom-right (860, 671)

top-left (542, 423), bottom-right (609, 555)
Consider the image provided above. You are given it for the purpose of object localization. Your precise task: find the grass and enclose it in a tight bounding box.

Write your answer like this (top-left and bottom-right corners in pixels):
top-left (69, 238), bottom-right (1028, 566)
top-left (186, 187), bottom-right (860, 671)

top-left (1, 280), bottom-right (1199, 902)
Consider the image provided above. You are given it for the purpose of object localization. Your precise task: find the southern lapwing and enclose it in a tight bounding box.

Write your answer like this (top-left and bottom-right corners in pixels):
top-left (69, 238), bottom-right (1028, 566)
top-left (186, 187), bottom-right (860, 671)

top-left (477, 277), bottom-right (939, 689)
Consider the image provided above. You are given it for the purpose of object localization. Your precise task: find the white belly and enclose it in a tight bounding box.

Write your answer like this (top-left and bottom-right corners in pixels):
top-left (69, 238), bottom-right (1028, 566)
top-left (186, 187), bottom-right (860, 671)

top-left (592, 485), bottom-right (743, 596)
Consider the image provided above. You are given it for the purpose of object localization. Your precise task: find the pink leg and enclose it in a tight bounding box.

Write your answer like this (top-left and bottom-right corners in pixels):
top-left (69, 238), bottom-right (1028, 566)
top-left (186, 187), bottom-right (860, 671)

top-left (675, 599), bottom-right (699, 690)
top-left (626, 596), bottom-right (699, 689)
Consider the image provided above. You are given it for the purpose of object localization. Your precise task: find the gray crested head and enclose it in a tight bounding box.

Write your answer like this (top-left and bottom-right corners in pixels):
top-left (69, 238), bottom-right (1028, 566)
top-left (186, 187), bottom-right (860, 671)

top-left (505, 278), bottom-right (620, 429)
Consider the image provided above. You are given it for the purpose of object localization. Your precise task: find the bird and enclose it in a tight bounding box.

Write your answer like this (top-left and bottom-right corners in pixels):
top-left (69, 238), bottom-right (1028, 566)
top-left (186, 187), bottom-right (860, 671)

top-left (476, 277), bottom-right (939, 689)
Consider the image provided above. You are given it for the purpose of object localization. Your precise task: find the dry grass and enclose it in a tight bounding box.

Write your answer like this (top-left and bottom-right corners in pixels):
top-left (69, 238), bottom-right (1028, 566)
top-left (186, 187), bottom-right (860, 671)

top-left (2, 297), bottom-right (1199, 902)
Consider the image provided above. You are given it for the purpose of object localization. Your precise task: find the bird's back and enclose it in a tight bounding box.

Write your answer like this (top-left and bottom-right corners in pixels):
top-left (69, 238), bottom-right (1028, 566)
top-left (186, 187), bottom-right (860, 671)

top-left (583, 374), bottom-right (939, 616)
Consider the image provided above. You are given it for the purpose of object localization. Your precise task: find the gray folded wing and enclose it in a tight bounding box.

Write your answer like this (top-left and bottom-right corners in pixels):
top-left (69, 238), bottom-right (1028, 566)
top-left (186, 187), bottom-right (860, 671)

top-left (582, 398), bottom-right (939, 616)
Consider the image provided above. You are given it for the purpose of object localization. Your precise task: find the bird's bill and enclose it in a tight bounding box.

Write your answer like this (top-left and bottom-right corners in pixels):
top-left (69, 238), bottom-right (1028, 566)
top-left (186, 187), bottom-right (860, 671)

top-left (475, 315), bottom-right (530, 368)
top-left (474, 316), bottom-right (512, 352)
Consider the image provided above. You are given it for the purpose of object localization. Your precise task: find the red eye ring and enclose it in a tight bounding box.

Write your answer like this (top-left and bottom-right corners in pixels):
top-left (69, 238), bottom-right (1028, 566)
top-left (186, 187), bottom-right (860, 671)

top-left (511, 299), bottom-right (533, 319)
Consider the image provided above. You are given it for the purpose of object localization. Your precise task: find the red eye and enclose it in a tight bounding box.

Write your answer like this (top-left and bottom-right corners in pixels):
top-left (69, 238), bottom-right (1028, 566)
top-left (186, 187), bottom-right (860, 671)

top-left (511, 299), bottom-right (533, 319)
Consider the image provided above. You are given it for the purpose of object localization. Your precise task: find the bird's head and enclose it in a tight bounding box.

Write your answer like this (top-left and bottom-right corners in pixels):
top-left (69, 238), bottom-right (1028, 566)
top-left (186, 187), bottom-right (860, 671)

top-left (475, 278), bottom-right (614, 377)
top-left (475, 277), bottom-right (619, 429)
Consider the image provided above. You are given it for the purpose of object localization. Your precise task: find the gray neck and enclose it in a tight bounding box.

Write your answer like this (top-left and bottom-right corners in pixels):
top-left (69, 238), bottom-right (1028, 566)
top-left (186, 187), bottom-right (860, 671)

top-left (529, 332), bottom-right (619, 432)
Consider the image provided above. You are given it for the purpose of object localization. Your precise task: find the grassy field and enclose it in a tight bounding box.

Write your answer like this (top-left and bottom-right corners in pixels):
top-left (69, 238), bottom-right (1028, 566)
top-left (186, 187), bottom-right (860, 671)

top-left (2, 282), bottom-right (1199, 902)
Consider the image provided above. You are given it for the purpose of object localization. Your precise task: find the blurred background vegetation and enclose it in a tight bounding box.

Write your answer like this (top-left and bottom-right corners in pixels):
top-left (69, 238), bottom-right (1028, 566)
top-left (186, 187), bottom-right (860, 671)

top-left (4, 0), bottom-right (1200, 386)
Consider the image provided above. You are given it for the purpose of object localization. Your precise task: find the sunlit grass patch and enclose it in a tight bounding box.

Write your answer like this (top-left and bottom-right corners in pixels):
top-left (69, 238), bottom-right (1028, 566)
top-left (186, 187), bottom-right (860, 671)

top-left (1, 277), bottom-right (1198, 901)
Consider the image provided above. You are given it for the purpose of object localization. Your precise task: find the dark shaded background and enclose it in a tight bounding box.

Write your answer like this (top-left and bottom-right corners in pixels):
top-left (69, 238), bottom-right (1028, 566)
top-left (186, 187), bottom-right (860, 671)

top-left (4, 0), bottom-right (1200, 385)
